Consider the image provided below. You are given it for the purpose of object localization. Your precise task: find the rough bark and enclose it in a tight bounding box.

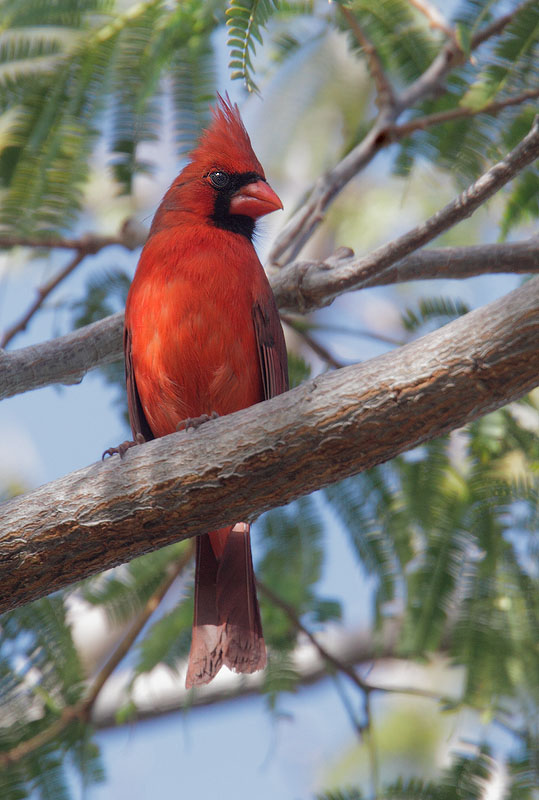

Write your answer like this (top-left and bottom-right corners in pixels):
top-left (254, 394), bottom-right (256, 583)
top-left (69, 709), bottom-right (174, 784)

top-left (0, 312), bottom-right (124, 400)
top-left (1, 277), bottom-right (538, 615)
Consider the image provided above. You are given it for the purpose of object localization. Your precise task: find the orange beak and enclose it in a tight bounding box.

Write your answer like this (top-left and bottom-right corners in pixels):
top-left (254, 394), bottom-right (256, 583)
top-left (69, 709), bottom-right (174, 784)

top-left (229, 180), bottom-right (283, 219)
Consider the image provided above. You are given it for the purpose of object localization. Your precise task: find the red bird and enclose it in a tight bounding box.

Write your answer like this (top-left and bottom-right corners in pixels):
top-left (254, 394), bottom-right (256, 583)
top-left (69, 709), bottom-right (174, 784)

top-left (122, 96), bottom-right (288, 687)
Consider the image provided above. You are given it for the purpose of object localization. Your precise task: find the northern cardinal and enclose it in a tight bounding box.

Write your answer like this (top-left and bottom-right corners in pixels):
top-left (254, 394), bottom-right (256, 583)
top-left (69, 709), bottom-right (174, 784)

top-left (121, 96), bottom-right (288, 687)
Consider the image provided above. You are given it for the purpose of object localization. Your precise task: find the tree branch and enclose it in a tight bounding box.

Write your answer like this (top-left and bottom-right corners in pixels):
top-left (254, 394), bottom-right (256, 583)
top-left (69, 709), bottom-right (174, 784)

top-left (390, 88), bottom-right (539, 140)
top-left (272, 115), bottom-right (539, 310)
top-left (1, 64), bottom-right (535, 398)
top-left (0, 233), bottom-right (123, 252)
top-left (1, 237), bottom-right (537, 401)
top-left (281, 315), bottom-right (344, 369)
top-left (0, 311), bottom-right (124, 400)
top-left (91, 623), bottom-right (402, 728)
top-left (268, 2), bottom-right (525, 265)
top-left (340, 4), bottom-right (395, 110)
top-left (274, 237), bottom-right (539, 313)
top-left (1, 277), bottom-right (538, 614)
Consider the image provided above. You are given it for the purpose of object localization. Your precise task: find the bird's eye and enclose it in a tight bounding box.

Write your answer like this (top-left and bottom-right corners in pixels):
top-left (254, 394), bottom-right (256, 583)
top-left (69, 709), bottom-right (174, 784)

top-left (209, 171), bottom-right (230, 189)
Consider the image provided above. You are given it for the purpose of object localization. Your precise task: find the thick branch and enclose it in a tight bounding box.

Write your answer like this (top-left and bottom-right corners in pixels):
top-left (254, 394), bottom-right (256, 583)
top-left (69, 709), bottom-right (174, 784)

top-left (273, 238), bottom-right (539, 312)
top-left (1, 238), bottom-right (537, 401)
top-left (0, 312), bottom-right (124, 400)
top-left (1, 277), bottom-right (538, 614)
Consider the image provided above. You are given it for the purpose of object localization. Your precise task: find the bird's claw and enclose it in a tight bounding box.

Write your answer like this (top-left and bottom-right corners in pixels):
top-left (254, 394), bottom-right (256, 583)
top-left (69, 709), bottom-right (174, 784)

top-left (102, 433), bottom-right (145, 460)
top-left (176, 411), bottom-right (219, 434)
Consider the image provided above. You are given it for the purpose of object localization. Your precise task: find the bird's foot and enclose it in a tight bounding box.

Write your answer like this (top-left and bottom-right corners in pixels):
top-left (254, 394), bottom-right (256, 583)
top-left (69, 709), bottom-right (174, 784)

top-left (102, 433), bottom-right (145, 460)
top-left (177, 411), bottom-right (219, 434)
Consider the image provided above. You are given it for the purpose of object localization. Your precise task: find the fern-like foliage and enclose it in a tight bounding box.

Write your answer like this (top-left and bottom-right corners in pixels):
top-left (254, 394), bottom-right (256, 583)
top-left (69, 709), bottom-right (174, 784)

top-left (316, 788), bottom-right (364, 800)
top-left (258, 494), bottom-right (341, 654)
top-left (0, 0), bottom-right (221, 237)
top-left (400, 296), bottom-right (470, 334)
top-left (226, 0), bottom-right (280, 93)
top-left (325, 393), bottom-right (538, 721)
top-left (391, 1), bottom-right (538, 232)
top-left (461, 1), bottom-right (539, 108)
top-left (82, 541), bottom-right (188, 626)
top-left (325, 745), bottom-right (496, 799)
top-left (342, 0), bottom-right (438, 86)
top-left (0, 596), bottom-right (103, 800)
top-left (170, 35), bottom-right (216, 157)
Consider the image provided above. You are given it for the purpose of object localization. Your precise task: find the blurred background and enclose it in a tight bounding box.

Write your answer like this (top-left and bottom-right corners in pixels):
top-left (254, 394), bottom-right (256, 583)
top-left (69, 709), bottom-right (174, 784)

top-left (0, 1), bottom-right (538, 798)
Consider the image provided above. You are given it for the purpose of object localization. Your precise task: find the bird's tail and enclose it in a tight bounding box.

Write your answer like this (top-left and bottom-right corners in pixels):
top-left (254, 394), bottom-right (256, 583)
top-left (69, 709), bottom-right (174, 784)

top-left (185, 522), bottom-right (266, 689)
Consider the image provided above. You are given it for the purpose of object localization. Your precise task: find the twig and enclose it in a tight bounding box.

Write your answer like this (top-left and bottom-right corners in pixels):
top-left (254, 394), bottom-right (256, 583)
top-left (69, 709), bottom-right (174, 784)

top-left (364, 689), bottom-right (380, 798)
top-left (392, 88), bottom-right (539, 139)
top-left (0, 233), bottom-right (122, 252)
top-left (470, 1), bottom-right (530, 50)
top-left (339, 4), bottom-right (395, 110)
top-left (331, 673), bottom-right (367, 738)
top-left (259, 580), bottom-right (374, 693)
top-left (1, 251), bottom-right (86, 348)
top-left (306, 321), bottom-right (404, 347)
top-left (0, 542), bottom-right (194, 768)
top-left (281, 315), bottom-right (344, 369)
top-left (397, 0), bottom-right (524, 110)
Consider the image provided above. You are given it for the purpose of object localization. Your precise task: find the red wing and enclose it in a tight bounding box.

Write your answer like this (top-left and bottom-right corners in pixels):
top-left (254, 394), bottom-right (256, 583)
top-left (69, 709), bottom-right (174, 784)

top-left (252, 301), bottom-right (288, 401)
top-left (124, 326), bottom-right (155, 442)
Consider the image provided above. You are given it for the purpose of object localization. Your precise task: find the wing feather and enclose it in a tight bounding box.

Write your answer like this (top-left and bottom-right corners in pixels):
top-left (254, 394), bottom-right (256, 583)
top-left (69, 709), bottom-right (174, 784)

top-left (252, 300), bottom-right (288, 401)
top-left (124, 326), bottom-right (155, 442)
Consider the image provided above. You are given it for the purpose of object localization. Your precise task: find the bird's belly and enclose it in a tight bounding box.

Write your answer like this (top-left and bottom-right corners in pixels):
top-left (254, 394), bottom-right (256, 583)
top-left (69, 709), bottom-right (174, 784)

top-left (130, 286), bottom-right (263, 438)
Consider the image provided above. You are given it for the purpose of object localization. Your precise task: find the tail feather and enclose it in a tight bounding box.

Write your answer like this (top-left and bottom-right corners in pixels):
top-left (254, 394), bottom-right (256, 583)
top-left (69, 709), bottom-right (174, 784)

top-left (185, 523), bottom-right (266, 689)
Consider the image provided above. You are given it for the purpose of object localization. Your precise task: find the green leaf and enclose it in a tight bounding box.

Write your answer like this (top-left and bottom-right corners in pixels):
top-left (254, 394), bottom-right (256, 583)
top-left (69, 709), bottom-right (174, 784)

top-left (262, 651), bottom-right (300, 708)
top-left (316, 789), bottom-right (364, 800)
top-left (83, 542), bottom-right (188, 627)
top-left (455, 23), bottom-right (472, 57)
top-left (401, 296), bottom-right (470, 333)
top-left (345, 0), bottom-right (437, 85)
top-left (226, 0), bottom-right (280, 93)
top-left (287, 351), bottom-right (311, 388)
top-left (500, 167), bottom-right (539, 239)
top-left (134, 596), bottom-right (194, 676)
top-left (460, 2), bottom-right (539, 108)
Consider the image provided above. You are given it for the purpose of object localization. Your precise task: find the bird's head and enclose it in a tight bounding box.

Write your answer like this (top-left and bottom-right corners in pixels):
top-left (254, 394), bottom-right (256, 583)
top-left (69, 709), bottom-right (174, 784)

top-left (151, 95), bottom-right (282, 239)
